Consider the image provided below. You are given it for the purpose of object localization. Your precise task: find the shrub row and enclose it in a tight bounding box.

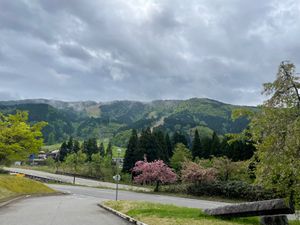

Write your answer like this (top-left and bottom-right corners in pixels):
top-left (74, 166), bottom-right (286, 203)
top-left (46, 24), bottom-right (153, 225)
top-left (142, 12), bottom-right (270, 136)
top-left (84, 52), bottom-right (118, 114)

top-left (0, 168), bottom-right (9, 174)
top-left (188, 181), bottom-right (282, 201)
top-left (162, 181), bottom-right (283, 201)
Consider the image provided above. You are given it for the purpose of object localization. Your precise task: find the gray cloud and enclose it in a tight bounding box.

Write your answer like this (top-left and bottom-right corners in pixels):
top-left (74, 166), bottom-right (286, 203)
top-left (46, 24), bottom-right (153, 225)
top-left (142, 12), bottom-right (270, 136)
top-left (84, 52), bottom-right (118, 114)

top-left (0, 0), bottom-right (299, 105)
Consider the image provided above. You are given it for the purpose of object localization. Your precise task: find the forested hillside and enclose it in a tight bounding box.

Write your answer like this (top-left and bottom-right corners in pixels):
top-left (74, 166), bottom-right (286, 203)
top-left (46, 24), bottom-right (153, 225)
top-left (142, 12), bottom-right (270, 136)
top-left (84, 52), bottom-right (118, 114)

top-left (0, 98), bottom-right (255, 145)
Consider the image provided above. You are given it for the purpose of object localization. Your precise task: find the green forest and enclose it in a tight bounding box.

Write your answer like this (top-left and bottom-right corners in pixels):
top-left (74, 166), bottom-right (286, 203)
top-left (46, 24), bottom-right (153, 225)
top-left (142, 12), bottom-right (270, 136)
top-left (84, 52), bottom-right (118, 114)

top-left (0, 98), bottom-right (253, 146)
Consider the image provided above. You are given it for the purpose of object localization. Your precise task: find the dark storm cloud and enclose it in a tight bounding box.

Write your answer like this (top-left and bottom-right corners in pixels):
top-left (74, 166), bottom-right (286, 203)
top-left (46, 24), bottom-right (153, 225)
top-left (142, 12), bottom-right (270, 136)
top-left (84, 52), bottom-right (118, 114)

top-left (0, 0), bottom-right (299, 105)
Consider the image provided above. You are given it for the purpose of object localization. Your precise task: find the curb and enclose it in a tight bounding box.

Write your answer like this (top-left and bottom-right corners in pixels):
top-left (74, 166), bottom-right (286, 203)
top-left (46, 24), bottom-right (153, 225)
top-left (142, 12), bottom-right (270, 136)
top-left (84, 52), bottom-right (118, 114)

top-left (0, 195), bottom-right (27, 208)
top-left (98, 203), bottom-right (148, 225)
top-left (0, 192), bottom-right (68, 209)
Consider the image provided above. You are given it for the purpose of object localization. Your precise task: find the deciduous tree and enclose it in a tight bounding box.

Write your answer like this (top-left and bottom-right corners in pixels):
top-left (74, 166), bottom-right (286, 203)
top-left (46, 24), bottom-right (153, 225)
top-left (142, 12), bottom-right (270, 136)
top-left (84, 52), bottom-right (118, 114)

top-left (170, 143), bottom-right (192, 171)
top-left (181, 161), bottom-right (217, 184)
top-left (90, 153), bottom-right (102, 179)
top-left (235, 61), bottom-right (300, 208)
top-left (64, 150), bottom-right (87, 184)
top-left (132, 160), bottom-right (177, 192)
top-left (0, 111), bottom-right (46, 165)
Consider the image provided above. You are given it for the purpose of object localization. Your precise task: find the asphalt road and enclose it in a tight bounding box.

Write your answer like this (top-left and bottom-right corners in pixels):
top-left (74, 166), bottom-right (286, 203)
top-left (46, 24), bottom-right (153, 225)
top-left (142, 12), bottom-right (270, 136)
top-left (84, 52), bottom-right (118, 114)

top-left (0, 184), bottom-right (230, 225)
top-left (1, 184), bottom-right (297, 224)
top-left (48, 185), bottom-right (298, 221)
top-left (49, 184), bottom-right (230, 209)
top-left (0, 195), bottom-right (130, 225)
top-left (4, 167), bottom-right (149, 191)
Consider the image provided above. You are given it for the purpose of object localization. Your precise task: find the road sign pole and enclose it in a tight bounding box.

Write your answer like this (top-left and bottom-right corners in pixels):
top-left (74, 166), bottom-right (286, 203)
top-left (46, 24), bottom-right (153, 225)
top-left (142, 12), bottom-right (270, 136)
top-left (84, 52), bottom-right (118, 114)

top-left (116, 178), bottom-right (119, 201)
top-left (115, 148), bottom-right (121, 201)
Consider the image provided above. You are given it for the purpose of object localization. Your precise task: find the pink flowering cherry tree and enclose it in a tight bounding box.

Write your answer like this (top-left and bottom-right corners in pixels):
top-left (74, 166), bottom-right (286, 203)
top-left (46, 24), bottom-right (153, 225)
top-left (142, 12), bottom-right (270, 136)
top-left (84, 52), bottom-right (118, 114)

top-left (181, 161), bottom-right (217, 185)
top-left (132, 160), bottom-right (177, 192)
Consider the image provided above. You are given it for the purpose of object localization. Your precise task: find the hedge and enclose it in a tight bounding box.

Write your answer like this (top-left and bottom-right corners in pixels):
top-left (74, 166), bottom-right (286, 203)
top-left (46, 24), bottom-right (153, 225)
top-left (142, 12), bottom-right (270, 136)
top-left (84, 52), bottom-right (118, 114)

top-left (162, 181), bottom-right (282, 201)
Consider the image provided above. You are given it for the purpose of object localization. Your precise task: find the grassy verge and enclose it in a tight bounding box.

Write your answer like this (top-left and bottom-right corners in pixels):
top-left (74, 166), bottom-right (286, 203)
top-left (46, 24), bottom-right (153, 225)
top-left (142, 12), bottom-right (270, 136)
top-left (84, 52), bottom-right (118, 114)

top-left (15, 165), bottom-right (57, 173)
top-left (0, 175), bottom-right (56, 201)
top-left (104, 200), bottom-right (300, 225)
top-left (148, 191), bottom-right (242, 204)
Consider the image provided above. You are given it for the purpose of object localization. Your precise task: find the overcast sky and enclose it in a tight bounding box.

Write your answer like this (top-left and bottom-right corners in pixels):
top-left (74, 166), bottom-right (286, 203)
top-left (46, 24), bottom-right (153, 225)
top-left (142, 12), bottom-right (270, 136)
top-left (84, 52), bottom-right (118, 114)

top-left (0, 0), bottom-right (299, 105)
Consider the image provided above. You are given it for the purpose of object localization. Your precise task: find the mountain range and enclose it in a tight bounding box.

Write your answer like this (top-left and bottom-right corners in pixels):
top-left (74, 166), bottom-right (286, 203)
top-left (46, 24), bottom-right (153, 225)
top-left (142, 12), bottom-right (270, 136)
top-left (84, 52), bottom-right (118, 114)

top-left (0, 98), bottom-right (255, 146)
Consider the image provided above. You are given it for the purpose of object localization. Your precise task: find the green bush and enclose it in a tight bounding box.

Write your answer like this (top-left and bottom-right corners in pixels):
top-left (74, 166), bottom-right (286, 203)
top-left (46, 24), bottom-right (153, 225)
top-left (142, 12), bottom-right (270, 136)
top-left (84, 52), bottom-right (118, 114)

top-left (162, 181), bottom-right (282, 201)
top-left (186, 181), bottom-right (282, 201)
top-left (161, 184), bottom-right (189, 194)
top-left (0, 168), bottom-right (9, 174)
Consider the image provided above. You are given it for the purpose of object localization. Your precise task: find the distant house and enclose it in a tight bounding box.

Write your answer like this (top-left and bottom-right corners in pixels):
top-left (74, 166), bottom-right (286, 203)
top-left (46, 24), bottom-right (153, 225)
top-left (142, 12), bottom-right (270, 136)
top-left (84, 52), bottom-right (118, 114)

top-left (47, 150), bottom-right (59, 160)
top-left (14, 161), bottom-right (22, 166)
top-left (38, 151), bottom-right (47, 160)
top-left (29, 150), bottom-right (58, 165)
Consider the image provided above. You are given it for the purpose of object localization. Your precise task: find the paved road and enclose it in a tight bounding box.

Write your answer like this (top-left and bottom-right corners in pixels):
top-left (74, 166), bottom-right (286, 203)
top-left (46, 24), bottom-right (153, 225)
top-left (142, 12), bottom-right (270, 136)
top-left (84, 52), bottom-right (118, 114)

top-left (49, 185), bottom-right (298, 220)
top-left (49, 184), bottom-right (230, 209)
top-left (0, 184), bottom-right (230, 225)
top-left (4, 167), bottom-right (149, 192)
top-left (0, 195), bottom-right (130, 225)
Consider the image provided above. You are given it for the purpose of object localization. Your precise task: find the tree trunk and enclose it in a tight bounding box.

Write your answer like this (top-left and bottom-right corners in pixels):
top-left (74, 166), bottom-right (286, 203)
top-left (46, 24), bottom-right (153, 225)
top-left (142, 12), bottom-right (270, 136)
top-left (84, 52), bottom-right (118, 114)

top-left (154, 181), bottom-right (160, 192)
top-left (289, 190), bottom-right (295, 213)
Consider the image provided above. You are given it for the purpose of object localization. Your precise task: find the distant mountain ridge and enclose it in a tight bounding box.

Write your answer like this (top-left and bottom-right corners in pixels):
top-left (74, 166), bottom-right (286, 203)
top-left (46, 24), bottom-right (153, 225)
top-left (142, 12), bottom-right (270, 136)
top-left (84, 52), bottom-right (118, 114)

top-left (0, 98), bottom-right (255, 146)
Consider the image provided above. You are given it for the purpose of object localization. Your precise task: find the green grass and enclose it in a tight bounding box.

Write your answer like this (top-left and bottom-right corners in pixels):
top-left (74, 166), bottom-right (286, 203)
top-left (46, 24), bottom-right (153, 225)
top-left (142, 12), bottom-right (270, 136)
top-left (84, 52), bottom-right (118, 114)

top-left (42, 140), bottom-right (125, 157)
top-left (0, 175), bottom-right (56, 201)
top-left (41, 143), bottom-right (61, 152)
top-left (104, 200), bottom-right (300, 225)
top-left (16, 165), bottom-right (57, 174)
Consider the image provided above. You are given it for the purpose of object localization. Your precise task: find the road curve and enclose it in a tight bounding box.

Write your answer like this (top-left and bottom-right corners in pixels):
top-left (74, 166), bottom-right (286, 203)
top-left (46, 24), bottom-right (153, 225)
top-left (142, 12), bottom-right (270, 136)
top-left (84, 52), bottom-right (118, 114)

top-left (0, 184), bottom-right (230, 225)
top-left (4, 167), bottom-right (149, 192)
top-left (49, 184), bottom-right (231, 209)
top-left (0, 195), bottom-right (130, 225)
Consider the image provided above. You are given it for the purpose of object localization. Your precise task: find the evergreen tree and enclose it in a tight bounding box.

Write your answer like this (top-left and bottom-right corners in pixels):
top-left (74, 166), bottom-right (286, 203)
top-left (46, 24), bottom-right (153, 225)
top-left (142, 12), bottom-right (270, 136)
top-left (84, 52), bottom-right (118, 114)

top-left (220, 136), bottom-right (230, 157)
top-left (210, 131), bottom-right (221, 157)
top-left (82, 140), bottom-right (88, 153)
top-left (99, 142), bottom-right (105, 157)
top-left (153, 130), bottom-right (168, 162)
top-left (122, 129), bottom-right (138, 173)
top-left (86, 138), bottom-right (99, 160)
top-left (73, 140), bottom-right (80, 153)
top-left (172, 131), bottom-right (188, 148)
top-left (165, 133), bottom-right (173, 159)
top-left (59, 141), bottom-right (68, 162)
top-left (191, 129), bottom-right (202, 159)
top-left (67, 137), bottom-right (74, 152)
top-left (222, 135), bottom-right (255, 161)
top-left (138, 127), bottom-right (158, 162)
top-left (106, 141), bottom-right (113, 158)
top-left (202, 137), bottom-right (211, 159)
